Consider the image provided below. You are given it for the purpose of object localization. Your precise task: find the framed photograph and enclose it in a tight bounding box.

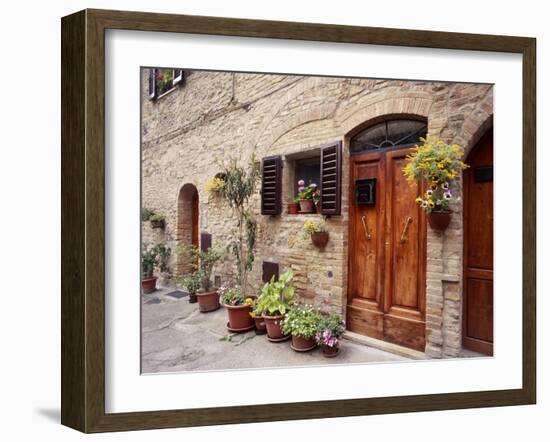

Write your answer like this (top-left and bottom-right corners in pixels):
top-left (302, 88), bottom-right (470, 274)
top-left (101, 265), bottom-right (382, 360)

top-left (61, 9), bottom-right (536, 433)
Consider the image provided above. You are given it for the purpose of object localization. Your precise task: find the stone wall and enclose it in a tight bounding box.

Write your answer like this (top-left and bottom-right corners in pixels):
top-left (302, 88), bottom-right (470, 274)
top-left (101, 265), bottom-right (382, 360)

top-left (141, 69), bottom-right (493, 357)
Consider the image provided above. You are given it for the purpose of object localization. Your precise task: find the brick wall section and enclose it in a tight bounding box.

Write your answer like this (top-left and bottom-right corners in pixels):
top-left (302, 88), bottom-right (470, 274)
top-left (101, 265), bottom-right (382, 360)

top-left (141, 70), bottom-right (493, 357)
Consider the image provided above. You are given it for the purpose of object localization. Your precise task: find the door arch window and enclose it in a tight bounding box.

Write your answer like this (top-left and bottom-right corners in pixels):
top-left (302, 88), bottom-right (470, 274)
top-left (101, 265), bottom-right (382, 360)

top-left (350, 118), bottom-right (427, 154)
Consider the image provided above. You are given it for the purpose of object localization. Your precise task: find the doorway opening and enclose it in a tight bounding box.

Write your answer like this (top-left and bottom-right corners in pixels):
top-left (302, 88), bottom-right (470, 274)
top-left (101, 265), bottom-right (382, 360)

top-left (176, 183), bottom-right (199, 276)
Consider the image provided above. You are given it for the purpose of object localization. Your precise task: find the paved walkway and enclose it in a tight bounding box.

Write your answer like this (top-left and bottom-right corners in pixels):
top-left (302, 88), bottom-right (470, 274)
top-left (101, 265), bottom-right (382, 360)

top-left (141, 287), bottom-right (409, 373)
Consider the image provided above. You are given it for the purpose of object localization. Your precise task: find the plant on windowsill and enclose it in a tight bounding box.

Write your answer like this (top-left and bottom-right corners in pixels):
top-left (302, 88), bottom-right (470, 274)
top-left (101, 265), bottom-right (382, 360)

top-left (219, 285), bottom-right (255, 333)
top-left (287, 196), bottom-right (299, 215)
top-left (402, 135), bottom-right (469, 230)
top-left (156, 69), bottom-right (174, 96)
top-left (315, 311), bottom-right (345, 357)
top-left (255, 270), bottom-right (296, 342)
top-left (296, 180), bottom-right (318, 213)
top-left (303, 219), bottom-right (329, 248)
top-left (281, 305), bottom-right (323, 352)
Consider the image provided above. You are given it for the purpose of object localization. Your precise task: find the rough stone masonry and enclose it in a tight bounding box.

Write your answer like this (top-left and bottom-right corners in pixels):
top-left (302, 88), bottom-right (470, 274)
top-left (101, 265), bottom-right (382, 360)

top-left (141, 70), bottom-right (493, 358)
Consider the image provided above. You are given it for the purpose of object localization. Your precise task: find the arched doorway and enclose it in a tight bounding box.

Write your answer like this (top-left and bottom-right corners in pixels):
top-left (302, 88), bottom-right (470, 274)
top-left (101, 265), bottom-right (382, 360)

top-left (463, 129), bottom-right (493, 355)
top-left (177, 183), bottom-right (199, 275)
top-left (347, 117), bottom-right (428, 351)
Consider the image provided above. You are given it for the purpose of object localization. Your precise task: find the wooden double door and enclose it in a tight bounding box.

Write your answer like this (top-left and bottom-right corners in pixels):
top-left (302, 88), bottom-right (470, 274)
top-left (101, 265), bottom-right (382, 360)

top-left (347, 147), bottom-right (427, 351)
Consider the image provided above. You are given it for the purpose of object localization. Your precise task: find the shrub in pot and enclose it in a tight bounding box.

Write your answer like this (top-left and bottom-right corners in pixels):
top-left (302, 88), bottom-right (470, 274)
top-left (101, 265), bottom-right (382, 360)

top-left (303, 219), bottom-right (329, 248)
top-left (402, 136), bottom-right (469, 231)
top-left (177, 271), bottom-right (201, 304)
top-left (256, 270), bottom-right (295, 342)
top-left (281, 306), bottom-right (323, 352)
top-left (220, 285), bottom-right (255, 332)
top-left (315, 311), bottom-right (345, 357)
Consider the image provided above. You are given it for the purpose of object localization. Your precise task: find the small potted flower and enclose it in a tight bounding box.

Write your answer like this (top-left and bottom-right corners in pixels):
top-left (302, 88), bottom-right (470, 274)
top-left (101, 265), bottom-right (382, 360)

top-left (315, 311), bottom-right (345, 357)
top-left (220, 285), bottom-right (255, 332)
top-left (403, 135), bottom-right (469, 230)
top-left (255, 270), bottom-right (295, 342)
top-left (281, 306), bottom-right (323, 352)
top-left (149, 214), bottom-right (165, 229)
top-left (287, 196), bottom-right (299, 215)
top-left (296, 180), bottom-right (317, 213)
top-left (177, 271), bottom-right (202, 303)
top-left (303, 219), bottom-right (329, 248)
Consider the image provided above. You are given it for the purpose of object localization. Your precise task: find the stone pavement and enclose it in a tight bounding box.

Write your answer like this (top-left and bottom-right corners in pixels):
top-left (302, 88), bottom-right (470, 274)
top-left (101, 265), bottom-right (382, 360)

top-left (141, 287), bottom-right (409, 373)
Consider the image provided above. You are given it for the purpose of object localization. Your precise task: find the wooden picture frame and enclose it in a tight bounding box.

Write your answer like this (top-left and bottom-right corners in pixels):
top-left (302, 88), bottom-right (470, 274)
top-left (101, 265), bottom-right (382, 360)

top-left (61, 8), bottom-right (536, 433)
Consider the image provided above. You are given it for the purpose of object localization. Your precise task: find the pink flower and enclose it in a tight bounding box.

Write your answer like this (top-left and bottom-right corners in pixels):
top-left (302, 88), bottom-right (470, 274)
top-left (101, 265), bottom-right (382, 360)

top-left (298, 186), bottom-right (305, 192)
top-left (310, 183), bottom-right (317, 188)
top-left (298, 179), bottom-right (305, 186)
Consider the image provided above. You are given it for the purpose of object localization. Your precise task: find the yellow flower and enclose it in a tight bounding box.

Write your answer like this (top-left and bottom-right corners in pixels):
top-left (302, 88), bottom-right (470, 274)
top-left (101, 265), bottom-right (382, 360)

top-left (428, 200), bottom-right (435, 209)
top-left (415, 197), bottom-right (423, 205)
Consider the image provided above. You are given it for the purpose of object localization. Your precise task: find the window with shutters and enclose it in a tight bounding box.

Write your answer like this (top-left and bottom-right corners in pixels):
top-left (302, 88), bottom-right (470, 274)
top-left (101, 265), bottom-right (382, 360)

top-left (148, 68), bottom-right (184, 100)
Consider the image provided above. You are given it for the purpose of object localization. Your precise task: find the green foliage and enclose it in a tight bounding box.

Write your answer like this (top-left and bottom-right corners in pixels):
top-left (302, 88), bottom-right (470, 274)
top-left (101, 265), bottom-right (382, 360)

top-left (149, 214), bottom-right (165, 222)
top-left (219, 285), bottom-right (252, 306)
top-left (256, 270), bottom-right (296, 316)
top-left (218, 154), bottom-right (260, 293)
top-left (156, 69), bottom-right (173, 94)
top-left (281, 306), bottom-right (323, 339)
top-left (317, 311), bottom-right (344, 338)
top-left (178, 245), bottom-right (223, 291)
top-left (141, 243), bottom-right (171, 278)
top-left (176, 272), bottom-right (202, 295)
top-left (296, 180), bottom-right (318, 201)
top-left (402, 136), bottom-right (469, 213)
top-left (302, 219), bottom-right (327, 238)
top-left (141, 207), bottom-right (154, 221)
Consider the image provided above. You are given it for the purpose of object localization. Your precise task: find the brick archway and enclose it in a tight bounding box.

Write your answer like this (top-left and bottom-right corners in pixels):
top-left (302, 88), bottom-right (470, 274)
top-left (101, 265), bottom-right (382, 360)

top-left (177, 183), bottom-right (199, 275)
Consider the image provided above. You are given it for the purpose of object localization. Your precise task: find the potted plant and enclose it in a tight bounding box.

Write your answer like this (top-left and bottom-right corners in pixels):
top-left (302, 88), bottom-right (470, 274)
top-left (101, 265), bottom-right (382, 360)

top-left (403, 135), bottom-right (469, 230)
top-left (287, 196), bottom-right (299, 215)
top-left (180, 245), bottom-right (224, 312)
top-left (220, 285), bottom-right (255, 332)
top-left (296, 180), bottom-right (317, 213)
top-left (149, 214), bottom-right (165, 229)
top-left (177, 271), bottom-right (201, 303)
top-left (249, 298), bottom-right (267, 334)
top-left (315, 311), bottom-right (345, 357)
top-left (141, 244), bottom-right (158, 294)
top-left (303, 219), bottom-right (329, 248)
top-left (281, 306), bottom-right (323, 352)
top-left (255, 270), bottom-right (296, 342)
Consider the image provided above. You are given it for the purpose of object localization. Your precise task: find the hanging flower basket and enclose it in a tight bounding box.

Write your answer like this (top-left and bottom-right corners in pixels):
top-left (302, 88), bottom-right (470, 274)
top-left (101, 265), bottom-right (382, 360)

top-left (427, 210), bottom-right (452, 230)
top-left (311, 231), bottom-right (329, 248)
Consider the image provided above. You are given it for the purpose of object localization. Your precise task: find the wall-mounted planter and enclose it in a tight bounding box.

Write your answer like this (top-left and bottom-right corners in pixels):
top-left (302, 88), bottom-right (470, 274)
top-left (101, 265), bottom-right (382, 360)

top-left (427, 211), bottom-right (452, 230)
top-left (150, 219), bottom-right (165, 229)
top-left (311, 231), bottom-right (329, 248)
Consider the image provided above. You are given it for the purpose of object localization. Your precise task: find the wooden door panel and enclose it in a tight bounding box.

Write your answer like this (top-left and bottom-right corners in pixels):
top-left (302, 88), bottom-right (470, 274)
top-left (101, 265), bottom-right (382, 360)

top-left (465, 278), bottom-right (493, 342)
top-left (347, 304), bottom-right (384, 340)
top-left (384, 315), bottom-right (425, 352)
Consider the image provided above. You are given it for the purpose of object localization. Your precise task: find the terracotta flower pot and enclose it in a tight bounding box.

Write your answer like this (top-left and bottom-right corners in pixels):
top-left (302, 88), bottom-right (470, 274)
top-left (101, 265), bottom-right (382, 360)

top-left (141, 276), bottom-right (157, 294)
top-left (287, 203), bottom-right (299, 214)
top-left (196, 290), bottom-right (220, 313)
top-left (290, 335), bottom-right (317, 352)
top-left (322, 345), bottom-right (340, 358)
top-left (263, 314), bottom-right (290, 342)
top-left (311, 231), bottom-right (329, 248)
top-left (253, 315), bottom-right (267, 335)
top-left (224, 303), bottom-right (255, 332)
top-left (299, 199), bottom-right (314, 213)
top-left (428, 211), bottom-right (452, 230)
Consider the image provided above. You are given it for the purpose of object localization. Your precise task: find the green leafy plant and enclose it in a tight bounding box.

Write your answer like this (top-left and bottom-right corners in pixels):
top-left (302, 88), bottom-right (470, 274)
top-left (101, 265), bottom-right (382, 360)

top-left (149, 214), bottom-right (165, 222)
top-left (156, 69), bottom-right (173, 94)
top-left (315, 311), bottom-right (345, 348)
top-left (218, 154), bottom-right (260, 295)
top-left (141, 243), bottom-right (171, 279)
top-left (141, 207), bottom-right (154, 221)
top-left (402, 135), bottom-right (469, 213)
top-left (296, 179), bottom-right (318, 201)
top-left (281, 306), bottom-right (323, 339)
top-left (178, 245), bottom-right (223, 292)
top-left (302, 219), bottom-right (327, 238)
top-left (176, 271), bottom-right (202, 295)
top-left (255, 270), bottom-right (296, 316)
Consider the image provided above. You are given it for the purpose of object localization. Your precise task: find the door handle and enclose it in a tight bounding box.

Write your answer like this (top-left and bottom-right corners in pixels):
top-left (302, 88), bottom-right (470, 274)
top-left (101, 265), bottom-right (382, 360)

top-left (361, 215), bottom-right (372, 240)
top-left (400, 216), bottom-right (413, 244)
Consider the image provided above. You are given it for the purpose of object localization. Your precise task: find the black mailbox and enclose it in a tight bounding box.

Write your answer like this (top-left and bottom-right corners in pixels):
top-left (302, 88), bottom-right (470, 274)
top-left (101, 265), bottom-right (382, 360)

top-left (355, 178), bottom-right (376, 205)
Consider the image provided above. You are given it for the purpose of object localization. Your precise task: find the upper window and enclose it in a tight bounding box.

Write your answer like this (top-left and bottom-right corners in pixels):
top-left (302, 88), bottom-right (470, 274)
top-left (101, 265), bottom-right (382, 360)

top-left (295, 156), bottom-right (321, 194)
top-left (148, 68), bottom-right (184, 100)
top-left (350, 118), bottom-right (427, 154)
